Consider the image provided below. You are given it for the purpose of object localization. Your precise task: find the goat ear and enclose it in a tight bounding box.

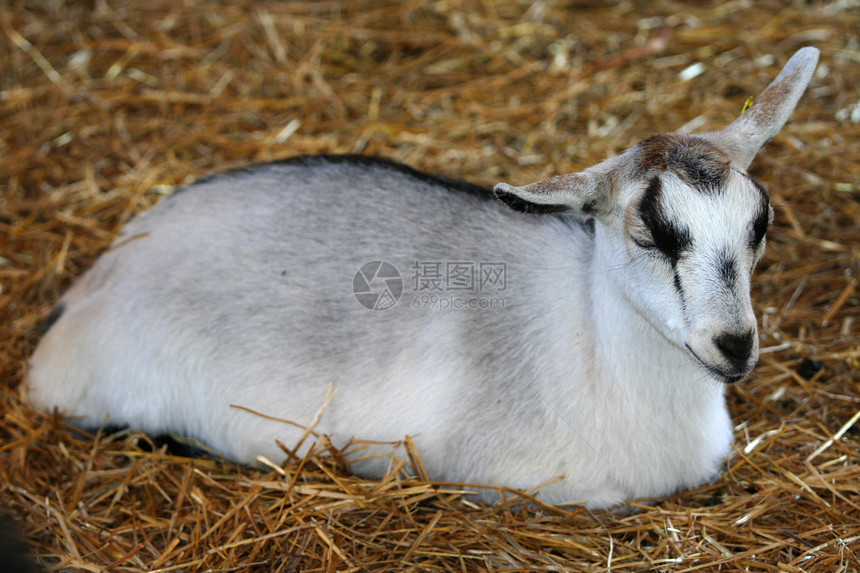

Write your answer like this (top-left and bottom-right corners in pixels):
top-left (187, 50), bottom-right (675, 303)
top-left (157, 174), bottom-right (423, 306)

top-left (706, 47), bottom-right (819, 169)
top-left (494, 170), bottom-right (610, 218)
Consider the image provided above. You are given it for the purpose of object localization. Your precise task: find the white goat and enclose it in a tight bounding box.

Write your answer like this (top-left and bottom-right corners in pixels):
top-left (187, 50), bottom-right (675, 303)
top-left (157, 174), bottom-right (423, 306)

top-left (28, 48), bottom-right (818, 509)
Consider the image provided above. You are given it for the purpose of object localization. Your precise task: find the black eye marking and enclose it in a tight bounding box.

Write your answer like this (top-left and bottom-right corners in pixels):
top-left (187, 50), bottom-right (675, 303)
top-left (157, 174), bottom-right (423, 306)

top-left (637, 176), bottom-right (692, 265)
top-left (750, 207), bottom-right (770, 250)
top-left (749, 181), bottom-right (771, 250)
top-left (736, 171), bottom-right (772, 250)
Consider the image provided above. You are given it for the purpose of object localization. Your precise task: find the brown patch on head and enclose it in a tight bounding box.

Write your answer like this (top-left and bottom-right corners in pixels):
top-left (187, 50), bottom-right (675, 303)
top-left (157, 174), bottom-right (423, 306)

top-left (637, 134), bottom-right (731, 192)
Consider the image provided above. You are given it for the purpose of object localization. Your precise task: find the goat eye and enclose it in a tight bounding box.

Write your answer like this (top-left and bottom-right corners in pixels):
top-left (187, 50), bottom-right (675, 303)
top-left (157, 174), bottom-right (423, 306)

top-left (633, 236), bottom-right (657, 250)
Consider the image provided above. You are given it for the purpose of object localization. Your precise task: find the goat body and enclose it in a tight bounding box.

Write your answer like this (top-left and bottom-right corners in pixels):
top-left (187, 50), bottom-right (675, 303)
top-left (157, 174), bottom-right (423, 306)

top-left (27, 48), bottom-right (818, 508)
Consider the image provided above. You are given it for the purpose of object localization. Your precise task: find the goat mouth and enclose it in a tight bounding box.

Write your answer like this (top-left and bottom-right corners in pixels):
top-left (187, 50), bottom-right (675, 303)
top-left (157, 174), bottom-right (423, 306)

top-left (684, 344), bottom-right (749, 384)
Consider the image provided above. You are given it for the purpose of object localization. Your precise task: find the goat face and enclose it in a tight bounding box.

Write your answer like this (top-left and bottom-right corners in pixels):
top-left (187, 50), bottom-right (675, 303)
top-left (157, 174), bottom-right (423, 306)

top-left (611, 135), bottom-right (772, 382)
top-left (497, 133), bottom-right (771, 383)
top-left (496, 47), bottom-right (819, 383)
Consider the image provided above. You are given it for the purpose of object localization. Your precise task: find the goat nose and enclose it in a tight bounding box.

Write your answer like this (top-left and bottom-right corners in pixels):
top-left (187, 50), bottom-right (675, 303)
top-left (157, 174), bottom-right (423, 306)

top-left (714, 330), bottom-right (755, 370)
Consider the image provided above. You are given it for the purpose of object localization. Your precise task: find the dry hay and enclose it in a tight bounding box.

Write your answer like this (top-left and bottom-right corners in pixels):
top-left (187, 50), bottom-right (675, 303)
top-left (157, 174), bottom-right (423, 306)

top-left (1, 1), bottom-right (858, 571)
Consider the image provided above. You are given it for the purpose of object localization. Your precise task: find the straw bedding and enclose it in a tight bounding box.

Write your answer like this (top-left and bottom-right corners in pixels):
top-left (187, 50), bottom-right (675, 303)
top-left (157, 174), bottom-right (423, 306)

top-left (1, 1), bottom-right (858, 571)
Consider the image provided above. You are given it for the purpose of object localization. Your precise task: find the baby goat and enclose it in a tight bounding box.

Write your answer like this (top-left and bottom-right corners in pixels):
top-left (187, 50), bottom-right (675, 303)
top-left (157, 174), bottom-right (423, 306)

top-left (28, 48), bottom-right (818, 509)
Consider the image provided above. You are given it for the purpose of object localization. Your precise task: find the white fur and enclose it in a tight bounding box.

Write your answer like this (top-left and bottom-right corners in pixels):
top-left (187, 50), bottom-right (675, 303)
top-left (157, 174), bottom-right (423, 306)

top-left (27, 48), bottom-right (818, 508)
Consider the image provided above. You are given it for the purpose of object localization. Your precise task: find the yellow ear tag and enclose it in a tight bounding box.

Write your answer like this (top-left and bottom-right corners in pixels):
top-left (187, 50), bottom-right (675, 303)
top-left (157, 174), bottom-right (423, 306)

top-left (741, 96), bottom-right (754, 114)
